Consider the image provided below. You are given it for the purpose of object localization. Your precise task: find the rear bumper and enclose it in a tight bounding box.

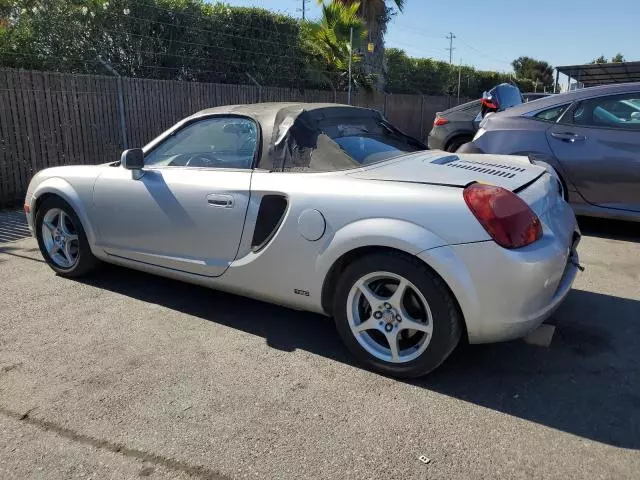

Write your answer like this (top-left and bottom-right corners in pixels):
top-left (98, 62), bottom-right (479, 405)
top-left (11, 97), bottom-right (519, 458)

top-left (417, 207), bottom-right (580, 344)
top-left (427, 131), bottom-right (445, 150)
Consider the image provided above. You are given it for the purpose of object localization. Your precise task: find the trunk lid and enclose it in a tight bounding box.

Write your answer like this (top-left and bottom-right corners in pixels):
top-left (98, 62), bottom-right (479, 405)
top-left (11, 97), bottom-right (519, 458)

top-left (347, 151), bottom-right (546, 192)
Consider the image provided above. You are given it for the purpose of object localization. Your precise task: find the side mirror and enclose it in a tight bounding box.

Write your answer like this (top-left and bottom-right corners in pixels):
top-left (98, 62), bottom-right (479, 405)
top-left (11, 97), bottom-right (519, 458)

top-left (121, 148), bottom-right (144, 170)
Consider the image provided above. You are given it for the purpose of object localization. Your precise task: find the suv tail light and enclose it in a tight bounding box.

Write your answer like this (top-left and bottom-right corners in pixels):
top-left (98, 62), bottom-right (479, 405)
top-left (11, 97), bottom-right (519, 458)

top-left (433, 116), bottom-right (448, 126)
top-left (463, 183), bottom-right (542, 249)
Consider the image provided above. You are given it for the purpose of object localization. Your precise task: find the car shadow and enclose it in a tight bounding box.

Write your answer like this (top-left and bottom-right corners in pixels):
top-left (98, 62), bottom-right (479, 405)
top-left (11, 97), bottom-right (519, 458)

top-left (578, 216), bottom-right (640, 243)
top-left (77, 265), bottom-right (640, 450)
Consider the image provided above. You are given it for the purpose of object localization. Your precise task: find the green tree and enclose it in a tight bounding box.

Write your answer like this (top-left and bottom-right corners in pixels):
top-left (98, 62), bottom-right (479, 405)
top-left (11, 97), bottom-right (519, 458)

top-left (0, 0), bottom-right (308, 86)
top-left (591, 53), bottom-right (625, 64)
top-left (303, 1), bottom-right (372, 90)
top-left (511, 56), bottom-right (554, 89)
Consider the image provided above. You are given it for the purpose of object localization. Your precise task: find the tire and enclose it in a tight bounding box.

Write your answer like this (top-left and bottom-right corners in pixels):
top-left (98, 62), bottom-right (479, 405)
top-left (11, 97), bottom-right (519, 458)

top-left (35, 196), bottom-right (99, 278)
top-left (333, 251), bottom-right (462, 378)
top-left (446, 137), bottom-right (472, 153)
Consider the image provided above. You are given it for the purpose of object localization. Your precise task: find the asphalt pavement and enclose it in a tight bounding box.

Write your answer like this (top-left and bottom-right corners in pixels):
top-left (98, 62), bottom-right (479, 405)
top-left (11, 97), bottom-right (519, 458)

top-left (1, 209), bottom-right (639, 479)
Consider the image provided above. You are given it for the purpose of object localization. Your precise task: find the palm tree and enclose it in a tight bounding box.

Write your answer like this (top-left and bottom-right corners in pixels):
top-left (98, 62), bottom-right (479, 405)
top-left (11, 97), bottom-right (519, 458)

top-left (333, 0), bottom-right (406, 88)
top-left (303, 2), bottom-right (372, 90)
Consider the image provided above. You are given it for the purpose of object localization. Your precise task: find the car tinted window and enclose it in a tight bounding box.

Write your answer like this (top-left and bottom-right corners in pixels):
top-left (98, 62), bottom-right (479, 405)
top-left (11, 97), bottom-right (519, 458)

top-left (571, 93), bottom-right (640, 130)
top-left (333, 135), bottom-right (419, 165)
top-left (534, 104), bottom-right (570, 122)
top-left (492, 84), bottom-right (523, 110)
top-left (145, 117), bottom-right (257, 168)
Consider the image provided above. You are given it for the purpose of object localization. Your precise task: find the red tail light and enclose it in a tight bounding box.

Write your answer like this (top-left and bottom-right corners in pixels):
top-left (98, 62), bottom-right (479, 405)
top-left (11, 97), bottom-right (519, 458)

top-left (433, 116), bottom-right (448, 126)
top-left (480, 98), bottom-right (498, 110)
top-left (463, 183), bottom-right (542, 249)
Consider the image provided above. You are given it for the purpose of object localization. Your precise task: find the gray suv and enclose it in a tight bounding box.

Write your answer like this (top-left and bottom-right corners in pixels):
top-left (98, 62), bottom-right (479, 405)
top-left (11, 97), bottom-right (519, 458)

top-left (468, 82), bottom-right (640, 222)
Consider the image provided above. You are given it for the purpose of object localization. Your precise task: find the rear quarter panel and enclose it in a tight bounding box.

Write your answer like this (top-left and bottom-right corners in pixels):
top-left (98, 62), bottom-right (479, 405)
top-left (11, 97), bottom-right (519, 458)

top-left (475, 116), bottom-right (554, 156)
top-left (217, 171), bottom-right (489, 314)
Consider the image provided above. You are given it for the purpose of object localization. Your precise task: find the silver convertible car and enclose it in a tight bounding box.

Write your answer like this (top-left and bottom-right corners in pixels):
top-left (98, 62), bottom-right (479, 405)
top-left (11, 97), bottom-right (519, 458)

top-left (24, 103), bottom-right (581, 377)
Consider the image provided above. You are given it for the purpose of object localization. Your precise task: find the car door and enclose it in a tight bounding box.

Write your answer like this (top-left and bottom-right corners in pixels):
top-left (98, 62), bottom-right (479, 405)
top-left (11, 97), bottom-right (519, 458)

top-left (93, 115), bottom-right (259, 277)
top-left (546, 91), bottom-right (640, 212)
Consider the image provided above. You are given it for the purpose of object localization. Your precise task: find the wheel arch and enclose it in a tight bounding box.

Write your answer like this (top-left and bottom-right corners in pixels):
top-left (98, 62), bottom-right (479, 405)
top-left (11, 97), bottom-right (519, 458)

top-left (320, 244), bottom-right (469, 341)
top-left (31, 179), bottom-right (97, 245)
top-left (514, 151), bottom-right (572, 200)
top-left (444, 132), bottom-right (474, 152)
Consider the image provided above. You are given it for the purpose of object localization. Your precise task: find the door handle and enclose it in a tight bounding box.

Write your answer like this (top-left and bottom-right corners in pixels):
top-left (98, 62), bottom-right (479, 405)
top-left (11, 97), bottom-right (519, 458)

top-left (551, 132), bottom-right (586, 143)
top-left (206, 194), bottom-right (234, 208)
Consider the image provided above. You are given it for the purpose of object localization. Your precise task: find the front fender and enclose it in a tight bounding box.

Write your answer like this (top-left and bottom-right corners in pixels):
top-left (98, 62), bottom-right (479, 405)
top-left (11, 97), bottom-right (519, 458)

top-left (31, 177), bottom-right (97, 245)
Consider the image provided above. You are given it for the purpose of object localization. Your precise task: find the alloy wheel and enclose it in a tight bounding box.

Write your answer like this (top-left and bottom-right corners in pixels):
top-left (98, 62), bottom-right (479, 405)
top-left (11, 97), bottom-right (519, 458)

top-left (41, 208), bottom-right (79, 269)
top-left (346, 271), bottom-right (433, 364)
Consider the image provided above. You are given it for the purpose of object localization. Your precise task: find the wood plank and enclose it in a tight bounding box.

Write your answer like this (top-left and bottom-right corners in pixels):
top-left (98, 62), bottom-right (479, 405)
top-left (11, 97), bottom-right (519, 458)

top-left (132, 78), bottom-right (146, 146)
top-left (102, 76), bottom-right (121, 159)
top-left (29, 71), bottom-right (50, 171)
top-left (8, 71), bottom-right (30, 197)
top-left (93, 76), bottom-right (111, 159)
top-left (123, 77), bottom-right (138, 147)
top-left (62, 74), bottom-right (81, 164)
top-left (78, 75), bottom-right (95, 165)
top-left (54, 73), bottom-right (72, 166)
top-left (87, 75), bottom-right (103, 164)
top-left (151, 79), bottom-right (163, 137)
top-left (121, 77), bottom-right (134, 148)
top-left (141, 78), bottom-right (154, 141)
top-left (41, 72), bottom-right (61, 168)
top-left (17, 71), bottom-right (38, 190)
top-left (0, 70), bottom-right (14, 204)
top-left (80, 75), bottom-right (97, 164)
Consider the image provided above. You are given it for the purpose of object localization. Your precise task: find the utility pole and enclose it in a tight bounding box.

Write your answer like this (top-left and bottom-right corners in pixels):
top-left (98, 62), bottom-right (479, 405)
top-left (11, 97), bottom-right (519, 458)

top-left (348, 27), bottom-right (353, 105)
top-left (457, 58), bottom-right (462, 104)
top-left (445, 32), bottom-right (455, 107)
top-left (445, 32), bottom-right (456, 65)
top-left (299, 0), bottom-right (309, 20)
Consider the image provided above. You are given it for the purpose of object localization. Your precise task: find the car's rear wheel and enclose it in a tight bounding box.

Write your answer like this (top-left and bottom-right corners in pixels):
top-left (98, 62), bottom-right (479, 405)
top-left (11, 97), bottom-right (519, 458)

top-left (35, 197), bottom-right (98, 277)
top-left (446, 136), bottom-right (472, 153)
top-left (333, 252), bottom-right (462, 378)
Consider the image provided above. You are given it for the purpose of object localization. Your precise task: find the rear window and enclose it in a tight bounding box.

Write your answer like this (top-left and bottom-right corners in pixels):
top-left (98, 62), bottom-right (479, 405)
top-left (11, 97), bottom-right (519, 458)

top-left (492, 84), bottom-right (523, 110)
top-left (333, 135), bottom-right (419, 165)
top-left (534, 104), bottom-right (570, 122)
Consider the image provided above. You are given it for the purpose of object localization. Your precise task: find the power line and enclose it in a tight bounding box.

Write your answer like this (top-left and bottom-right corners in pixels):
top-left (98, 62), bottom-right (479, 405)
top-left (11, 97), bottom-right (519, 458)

top-left (123, 0), bottom-right (304, 42)
top-left (98, 28), bottom-right (306, 63)
top-left (456, 37), bottom-right (512, 66)
top-left (104, 11), bottom-right (304, 51)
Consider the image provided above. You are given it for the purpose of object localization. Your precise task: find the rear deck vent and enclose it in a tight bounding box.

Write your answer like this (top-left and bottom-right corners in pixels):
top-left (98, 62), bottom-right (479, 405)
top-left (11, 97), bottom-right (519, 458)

top-left (445, 159), bottom-right (525, 178)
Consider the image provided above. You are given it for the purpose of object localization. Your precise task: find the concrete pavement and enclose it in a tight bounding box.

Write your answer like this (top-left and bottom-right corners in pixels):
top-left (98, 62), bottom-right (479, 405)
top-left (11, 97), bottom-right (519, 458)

top-left (1, 211), bottom-right (639, 479)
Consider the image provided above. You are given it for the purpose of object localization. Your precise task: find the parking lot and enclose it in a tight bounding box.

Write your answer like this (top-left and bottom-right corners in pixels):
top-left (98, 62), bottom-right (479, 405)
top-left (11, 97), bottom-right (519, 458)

top-left (1, 209), bottom-right (639, 479)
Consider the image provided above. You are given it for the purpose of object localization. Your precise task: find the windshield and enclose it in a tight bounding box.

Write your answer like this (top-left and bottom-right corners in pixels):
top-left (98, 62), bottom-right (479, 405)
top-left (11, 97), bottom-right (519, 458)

top-left (333, 135), bottom-right (420, 165)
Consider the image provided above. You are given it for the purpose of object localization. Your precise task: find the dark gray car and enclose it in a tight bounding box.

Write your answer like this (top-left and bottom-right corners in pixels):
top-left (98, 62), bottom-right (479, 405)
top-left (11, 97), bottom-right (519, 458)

top-left (471, 82), bottom-right (640, 222)
top-left (427, 99), bottom-right (480, 152)
top-left (428, 92), bottom-right (551, 152)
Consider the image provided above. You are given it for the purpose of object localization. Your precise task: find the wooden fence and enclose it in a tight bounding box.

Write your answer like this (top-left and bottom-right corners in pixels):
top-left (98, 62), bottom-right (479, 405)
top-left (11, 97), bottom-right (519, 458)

top-left (0, 68), bottom-right (466, 206)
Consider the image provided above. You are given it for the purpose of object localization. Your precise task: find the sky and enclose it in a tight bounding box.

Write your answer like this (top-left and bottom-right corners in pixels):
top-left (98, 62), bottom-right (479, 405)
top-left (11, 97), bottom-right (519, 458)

top-left (221, 0), bottom-right (639, 78)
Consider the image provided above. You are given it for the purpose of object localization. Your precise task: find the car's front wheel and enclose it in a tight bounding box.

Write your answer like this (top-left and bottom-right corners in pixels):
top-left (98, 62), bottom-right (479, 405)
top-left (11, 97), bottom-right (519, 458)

top-left (35, 196), bottom-right (98, 277)
top-left (333, 252), bottom-right (462, 378)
